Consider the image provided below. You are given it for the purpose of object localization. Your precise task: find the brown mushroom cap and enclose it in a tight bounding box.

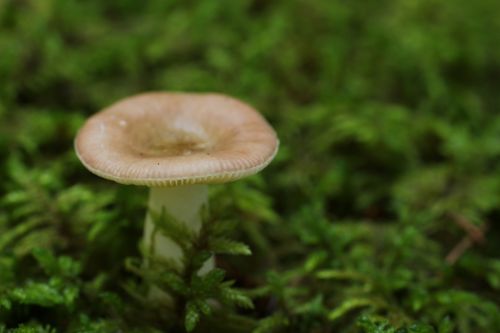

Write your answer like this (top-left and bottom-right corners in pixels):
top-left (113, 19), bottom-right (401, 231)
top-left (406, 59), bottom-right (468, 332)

top-left (75, 92), bottom-right (279, 186)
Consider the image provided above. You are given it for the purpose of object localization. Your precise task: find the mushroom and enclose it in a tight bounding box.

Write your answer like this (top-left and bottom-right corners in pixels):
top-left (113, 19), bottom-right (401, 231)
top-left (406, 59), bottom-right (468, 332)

top-left (74, 92), bottom-right (278, 279)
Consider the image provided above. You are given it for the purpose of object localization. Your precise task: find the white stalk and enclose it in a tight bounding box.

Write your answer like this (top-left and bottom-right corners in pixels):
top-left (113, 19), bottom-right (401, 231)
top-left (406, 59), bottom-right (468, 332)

top-left (143, 184), bottom-right (215, 276)
top-left (143, 184), bottom-right (215, 301)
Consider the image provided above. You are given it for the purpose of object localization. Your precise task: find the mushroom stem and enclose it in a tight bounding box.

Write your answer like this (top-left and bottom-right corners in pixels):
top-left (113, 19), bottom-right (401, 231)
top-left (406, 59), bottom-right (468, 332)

top-left (144, 184), bottom-right (215, 274)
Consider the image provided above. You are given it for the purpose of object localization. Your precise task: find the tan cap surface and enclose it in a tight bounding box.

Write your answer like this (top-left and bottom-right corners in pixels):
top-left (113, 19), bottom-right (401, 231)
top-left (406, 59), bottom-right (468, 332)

top-left (75, 92), bottom-right (279, 186)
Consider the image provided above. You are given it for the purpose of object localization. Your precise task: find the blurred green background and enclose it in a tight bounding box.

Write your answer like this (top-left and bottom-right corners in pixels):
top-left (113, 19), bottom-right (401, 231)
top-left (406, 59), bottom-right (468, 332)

top-left (1, 0), bottom-right (500, 332)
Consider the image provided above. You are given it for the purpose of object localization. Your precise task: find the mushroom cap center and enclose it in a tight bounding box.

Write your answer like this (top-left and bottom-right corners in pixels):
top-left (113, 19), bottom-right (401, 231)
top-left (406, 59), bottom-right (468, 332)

top-left (128, 124), bottom-right (213, 157)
